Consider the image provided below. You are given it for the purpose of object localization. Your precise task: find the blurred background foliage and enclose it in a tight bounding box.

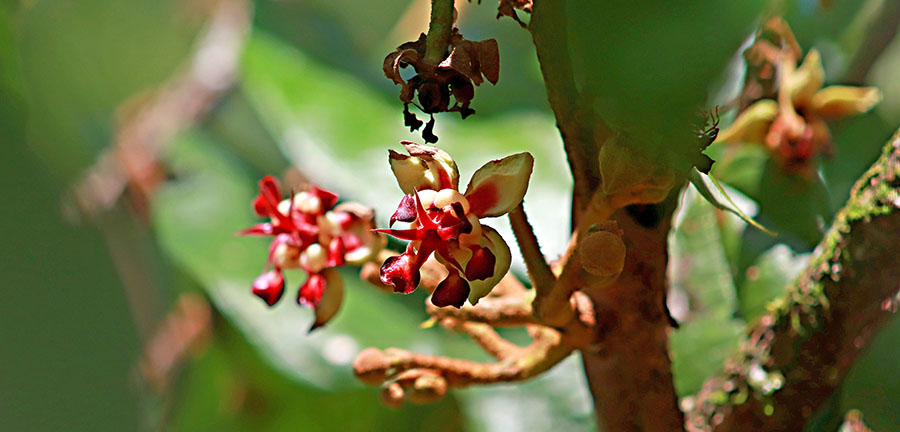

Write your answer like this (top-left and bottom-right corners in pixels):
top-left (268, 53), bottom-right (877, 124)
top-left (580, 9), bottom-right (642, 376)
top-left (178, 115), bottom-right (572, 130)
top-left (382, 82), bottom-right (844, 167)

top-left (2, 0), bottom-right (899, 430)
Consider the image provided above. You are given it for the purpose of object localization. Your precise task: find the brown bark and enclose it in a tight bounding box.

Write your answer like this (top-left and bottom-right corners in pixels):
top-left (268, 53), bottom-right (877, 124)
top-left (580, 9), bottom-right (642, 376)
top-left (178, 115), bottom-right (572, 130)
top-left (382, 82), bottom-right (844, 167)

top-left (687, 130), bottom-right (900, 431)
top-left (580, 198), bottom-right (685, 432)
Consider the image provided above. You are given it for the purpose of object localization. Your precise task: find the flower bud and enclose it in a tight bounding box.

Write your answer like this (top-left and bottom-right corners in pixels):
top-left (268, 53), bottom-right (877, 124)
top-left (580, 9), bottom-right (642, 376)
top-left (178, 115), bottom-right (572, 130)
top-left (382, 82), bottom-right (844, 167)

top-left (379, 382), bottom-right (405, 408)
top-left (271, 237), bottom-right (301, 269)
top-left (300, 243), bottom-right (327, 273)
top-left (579, 229), bottom-right (626, 277)
top-left (251, 270), bottom-right (285, 306)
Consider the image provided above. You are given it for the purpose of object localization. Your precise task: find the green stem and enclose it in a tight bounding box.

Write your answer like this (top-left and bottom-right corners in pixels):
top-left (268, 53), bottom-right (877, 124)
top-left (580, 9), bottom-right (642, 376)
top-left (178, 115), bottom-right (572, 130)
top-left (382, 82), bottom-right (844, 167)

top-left (424, 0), bottom-right (455, 64)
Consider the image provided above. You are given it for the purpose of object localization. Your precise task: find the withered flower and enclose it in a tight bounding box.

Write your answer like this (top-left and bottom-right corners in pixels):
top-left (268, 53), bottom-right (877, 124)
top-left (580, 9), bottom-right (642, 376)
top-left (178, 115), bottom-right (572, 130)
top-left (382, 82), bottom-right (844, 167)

top-left (496, 0), bottom-right (532, 27)
top-left (383, 30), bottom-right (499, 143)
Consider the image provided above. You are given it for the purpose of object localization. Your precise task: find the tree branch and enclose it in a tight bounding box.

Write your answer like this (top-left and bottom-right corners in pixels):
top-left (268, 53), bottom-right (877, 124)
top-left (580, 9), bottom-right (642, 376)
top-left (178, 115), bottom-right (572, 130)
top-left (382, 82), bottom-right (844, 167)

top-left (687, 129), bottom-right (900, 431)
top-left (426, 292), bottom-right (537, 327)
top-left (580, 194), bottom-right (686, 432)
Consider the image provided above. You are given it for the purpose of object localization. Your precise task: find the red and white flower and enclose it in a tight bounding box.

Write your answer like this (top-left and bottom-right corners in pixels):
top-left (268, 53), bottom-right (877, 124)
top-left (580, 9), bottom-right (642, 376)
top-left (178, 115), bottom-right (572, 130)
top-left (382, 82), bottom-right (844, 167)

top-left (240, 176), bottom-right (384, 329)
top-left (378, 142), bottom-right (533, 308)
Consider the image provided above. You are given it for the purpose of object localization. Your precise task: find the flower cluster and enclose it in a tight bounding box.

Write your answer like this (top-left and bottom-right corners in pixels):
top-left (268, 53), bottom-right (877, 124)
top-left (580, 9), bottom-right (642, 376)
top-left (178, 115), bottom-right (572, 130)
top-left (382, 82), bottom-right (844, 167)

top-left (240, 176), bottom-right (384, 329)
top-left (377, 142), bottom-right (533, 308)
top-left (717, 20), bottom-right (881, 177)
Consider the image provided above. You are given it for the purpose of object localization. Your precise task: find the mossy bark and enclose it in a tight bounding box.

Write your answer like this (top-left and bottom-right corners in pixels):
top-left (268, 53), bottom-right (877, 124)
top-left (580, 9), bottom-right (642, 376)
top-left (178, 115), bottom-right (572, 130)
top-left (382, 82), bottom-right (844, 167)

top-left (687, 129), bottom-right (900, 431)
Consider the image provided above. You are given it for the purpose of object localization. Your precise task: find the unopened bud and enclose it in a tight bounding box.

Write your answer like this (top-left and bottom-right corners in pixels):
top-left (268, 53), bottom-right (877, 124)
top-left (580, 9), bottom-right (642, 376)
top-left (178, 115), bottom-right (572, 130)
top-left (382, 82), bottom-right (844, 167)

top-left (294, 191), bottom-right (323, 214)
top-left (300, 243), bottom-right (327, 273)
top-left (406, 373), bottom-right (448, 404)
top-left (379, 382), bottom-right (405, 408)
top-left (272, 241), bottom-right (301, 269)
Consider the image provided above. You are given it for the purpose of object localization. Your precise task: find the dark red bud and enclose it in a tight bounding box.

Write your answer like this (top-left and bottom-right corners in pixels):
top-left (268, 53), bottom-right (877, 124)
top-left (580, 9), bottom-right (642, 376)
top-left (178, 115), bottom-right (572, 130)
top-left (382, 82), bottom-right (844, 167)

top-left (311, 185), bottom-right (340, 211)
top-left (327, 237), bottom-right (346, 267)
top-left (252, 270), bottom-right (285, 306)
top-left (390, 194), bottom-right (418, 227)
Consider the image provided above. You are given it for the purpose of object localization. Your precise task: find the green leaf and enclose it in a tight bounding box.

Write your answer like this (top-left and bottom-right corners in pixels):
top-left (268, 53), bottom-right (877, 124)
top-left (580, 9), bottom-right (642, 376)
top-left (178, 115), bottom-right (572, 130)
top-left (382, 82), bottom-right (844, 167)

top-left (690, 169), bottom-right (776, 236)
top-left (669, 187), bottom-right (745, 396)
top-left (737, 245), bottom-right (809, 322)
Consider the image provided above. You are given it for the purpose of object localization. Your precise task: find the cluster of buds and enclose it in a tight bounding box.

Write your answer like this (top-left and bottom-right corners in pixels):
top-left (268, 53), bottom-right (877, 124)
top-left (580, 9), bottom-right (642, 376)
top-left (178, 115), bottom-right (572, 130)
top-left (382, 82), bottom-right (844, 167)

top-left (239, 176), bottom-right (384, 330)
top-left (383, 30), bottom-right (499, 143)
top-left (717, 18), bottom-right (881, 177)
top-left (377, 142), bottom-right (532, 308)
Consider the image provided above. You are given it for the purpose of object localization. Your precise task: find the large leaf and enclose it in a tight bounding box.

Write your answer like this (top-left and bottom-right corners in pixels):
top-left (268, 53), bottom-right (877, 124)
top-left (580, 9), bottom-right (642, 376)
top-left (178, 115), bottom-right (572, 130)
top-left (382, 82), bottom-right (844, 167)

top-left (569, 0), bottom-right (765, 164)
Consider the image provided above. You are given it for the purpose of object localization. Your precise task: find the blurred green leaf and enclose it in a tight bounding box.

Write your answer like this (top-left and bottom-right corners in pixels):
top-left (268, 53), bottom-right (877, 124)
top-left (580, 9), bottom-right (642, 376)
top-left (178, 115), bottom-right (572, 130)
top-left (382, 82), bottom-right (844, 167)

top-left (668, 188), bottom-right (745, 396)
top-left (569, 0), bottom-right (765, 159)
top-left (170, 318), bottom-right (465, 432)
top-left (736, 245), bottom-right (809, 322)
top-left (838, 315), bottom-right (900, 431)
top-left (16, 0), bottom-right (199, 180)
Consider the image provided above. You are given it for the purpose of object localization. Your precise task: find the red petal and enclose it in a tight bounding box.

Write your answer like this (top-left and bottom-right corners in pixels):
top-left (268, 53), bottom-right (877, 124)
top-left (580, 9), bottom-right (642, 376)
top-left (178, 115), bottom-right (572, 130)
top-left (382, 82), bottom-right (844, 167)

top-left (298, 273), bottom-right (327, 307)
top-left (311, 185), bottom-right (339, 211)
top-left (464, 244), bottom-right (496, 281)
top-left (390, 194), bottom-right (417, 227)
top-left (431, 270), bottom-right (470, 308)
top-left (414, 190), bottom-right (439, 229)
top-left (327, 237), bottom-right (346, 267)
top-left (252, 194), bottom-right (268, 218)
top-left (373, 228), bottom-right (423, 242)
top-left (237, 223), bottom-right (278, 236)
top-left (341, 233), bottom-right (362, 251)
top-left (258, 176), bottom-right (285, 217)
top-left (380, 251), bottom-right (421, 294)
top-left (252, 270), bottom-right (285, 306)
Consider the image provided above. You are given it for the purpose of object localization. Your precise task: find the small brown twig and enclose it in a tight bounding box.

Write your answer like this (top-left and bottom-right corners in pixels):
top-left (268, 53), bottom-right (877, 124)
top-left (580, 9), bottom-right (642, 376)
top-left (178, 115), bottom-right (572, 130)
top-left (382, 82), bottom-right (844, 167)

top-left (354, 325), bottom-right (572, 390)
top-left (508, 203), bottom-right (556, 298)
top-left (426, 289), bottom-right (536, 327)
top-left (439, 317), bottom-right (525, 359)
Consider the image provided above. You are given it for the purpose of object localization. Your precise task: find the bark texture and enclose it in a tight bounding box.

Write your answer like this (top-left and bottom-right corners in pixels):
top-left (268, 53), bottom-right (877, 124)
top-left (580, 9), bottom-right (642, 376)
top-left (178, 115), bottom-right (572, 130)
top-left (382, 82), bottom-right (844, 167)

top-left (581, 198), bottom-right (685, 432)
